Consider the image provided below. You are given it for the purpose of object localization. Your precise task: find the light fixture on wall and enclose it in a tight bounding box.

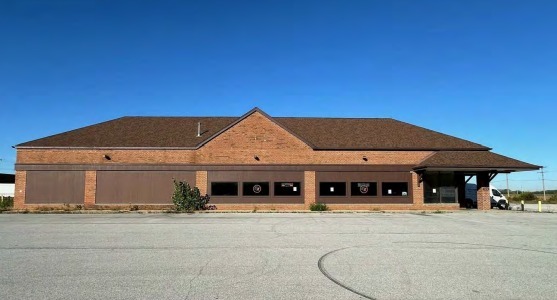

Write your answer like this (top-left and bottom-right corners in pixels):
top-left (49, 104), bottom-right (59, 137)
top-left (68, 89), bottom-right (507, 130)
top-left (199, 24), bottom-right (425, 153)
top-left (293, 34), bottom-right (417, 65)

top-left (363, 156), bottom-right (368, 162)
top-left (254, 155), bottom-right (260, 161)
top-left (103, 154), bottom-right (111, 161)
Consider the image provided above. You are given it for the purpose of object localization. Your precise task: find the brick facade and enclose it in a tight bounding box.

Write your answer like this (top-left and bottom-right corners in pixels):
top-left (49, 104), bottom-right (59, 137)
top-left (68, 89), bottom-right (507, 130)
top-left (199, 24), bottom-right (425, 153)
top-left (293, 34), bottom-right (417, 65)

top-left (13, 171), bottom-right (26, 210)
top-left (196, 171), bottom-right (208, 195)
top-left (411, 172), bottom-right (424, 206)
top-left (14, 111), bottom-right (460, 211)
top-left (476, 172), bottom-right (491, 211)
top-left (84, 171), bottom-right (97, 208)
top-left (17, 148), bottom-right (433, 166)
top-left (477, 187), bottom-right (491, 210)
top-left (304, 171), bottom-right (316, 209)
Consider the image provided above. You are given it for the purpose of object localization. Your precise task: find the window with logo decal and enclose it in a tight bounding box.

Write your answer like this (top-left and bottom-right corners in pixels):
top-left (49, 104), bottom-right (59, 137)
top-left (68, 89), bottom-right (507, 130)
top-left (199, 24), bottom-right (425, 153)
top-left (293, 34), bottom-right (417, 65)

top-left (350, 182), bottom-right (377, 196)
top-left (274, 182), bottom-right (301, 196)
top-left (243, 182), bottom-right (270, 196)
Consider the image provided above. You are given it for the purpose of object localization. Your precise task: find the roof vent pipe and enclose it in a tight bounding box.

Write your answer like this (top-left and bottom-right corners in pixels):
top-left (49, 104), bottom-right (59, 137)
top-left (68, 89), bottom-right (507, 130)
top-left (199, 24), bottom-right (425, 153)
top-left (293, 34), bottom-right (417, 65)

top-left (197, 122), bottom-right (201, 137)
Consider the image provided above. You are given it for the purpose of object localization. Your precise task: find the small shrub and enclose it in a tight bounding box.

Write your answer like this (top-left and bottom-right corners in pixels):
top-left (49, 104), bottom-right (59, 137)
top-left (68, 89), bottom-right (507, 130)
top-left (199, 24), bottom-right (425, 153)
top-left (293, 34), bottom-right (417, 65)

top-left (310, 203), bottom-right (328, 211)
top-left (0, 196), bottom-right (14, 210)
top-left (172, 179), bottom-right (212, 212)
top-left (130, 205), bottom-right (139, 211)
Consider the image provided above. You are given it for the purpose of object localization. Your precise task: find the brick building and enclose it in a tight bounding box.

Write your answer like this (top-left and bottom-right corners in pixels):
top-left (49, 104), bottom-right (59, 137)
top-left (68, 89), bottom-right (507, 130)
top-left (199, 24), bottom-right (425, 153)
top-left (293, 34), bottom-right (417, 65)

top-left (14, 108), bottom-right (538, 211)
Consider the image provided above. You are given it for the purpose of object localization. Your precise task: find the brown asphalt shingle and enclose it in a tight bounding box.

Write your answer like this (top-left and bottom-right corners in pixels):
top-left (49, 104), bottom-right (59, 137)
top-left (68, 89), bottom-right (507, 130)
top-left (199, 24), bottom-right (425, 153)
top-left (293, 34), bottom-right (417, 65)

top-left (275, 117), bottom-right (488, 150)
top-left (415, 151), bottom-right (539, 170)
top-left (17, 117), bottom-right (238, 148)
top-left (17, 110), bottom-right (488, 150)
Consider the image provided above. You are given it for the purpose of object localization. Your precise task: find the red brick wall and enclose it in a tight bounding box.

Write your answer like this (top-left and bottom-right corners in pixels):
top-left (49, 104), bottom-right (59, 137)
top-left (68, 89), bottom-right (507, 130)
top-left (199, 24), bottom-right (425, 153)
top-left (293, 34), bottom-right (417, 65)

top-left (477, 187), bottom-right (491, 210)
top-left (84, 171), bottom-right (97, 208)
top-left (17, 149), bottom-right (197, 164)
top-left (476, 172), bottom-right (491, 210)
top-left (13, 171), bottom-right (26, 210)
top-left (304, 171), bottom-right (316, 209)
top-left (196, 171), bottom-right (208, 195)
top-left (411, 172), bottom-right (424, 205)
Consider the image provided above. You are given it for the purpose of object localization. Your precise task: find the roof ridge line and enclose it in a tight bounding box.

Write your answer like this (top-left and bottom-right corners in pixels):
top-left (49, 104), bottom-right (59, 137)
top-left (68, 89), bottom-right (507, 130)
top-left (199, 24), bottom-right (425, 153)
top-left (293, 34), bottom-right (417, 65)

top-left (275, 116), bottom-right (393, 120)
top-left (121, 116), bottom-right (239, 119)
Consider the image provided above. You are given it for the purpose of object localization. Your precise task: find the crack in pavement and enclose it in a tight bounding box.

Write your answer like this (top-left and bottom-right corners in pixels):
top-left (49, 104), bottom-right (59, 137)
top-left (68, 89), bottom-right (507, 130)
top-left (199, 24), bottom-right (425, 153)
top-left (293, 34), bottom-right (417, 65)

top-left (185, 256), bottom-right (215, 299)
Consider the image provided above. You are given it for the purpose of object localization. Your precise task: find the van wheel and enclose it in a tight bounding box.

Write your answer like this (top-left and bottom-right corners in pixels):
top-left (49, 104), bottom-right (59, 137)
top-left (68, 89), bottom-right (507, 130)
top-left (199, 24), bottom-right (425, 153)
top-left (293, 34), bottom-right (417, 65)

top-left (465, 199), bottom-right (473, 209)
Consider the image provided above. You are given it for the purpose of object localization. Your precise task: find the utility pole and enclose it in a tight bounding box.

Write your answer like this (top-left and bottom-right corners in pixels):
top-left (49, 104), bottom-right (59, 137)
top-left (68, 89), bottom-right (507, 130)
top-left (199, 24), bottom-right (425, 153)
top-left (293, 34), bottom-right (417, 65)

top-left (535, 166), bottom-right (547, 213)
top-left (540, 167), bottom-right (547, 201)
top-left (506, 173), bottom-right (510, 197)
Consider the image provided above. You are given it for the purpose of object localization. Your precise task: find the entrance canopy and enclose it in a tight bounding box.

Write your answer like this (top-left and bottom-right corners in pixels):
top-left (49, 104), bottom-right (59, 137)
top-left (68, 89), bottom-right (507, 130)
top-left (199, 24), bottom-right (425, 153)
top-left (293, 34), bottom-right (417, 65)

top-left (413, 151), bottom-right (540, 173)
top-left (413, 151), bottom-right (539, 209)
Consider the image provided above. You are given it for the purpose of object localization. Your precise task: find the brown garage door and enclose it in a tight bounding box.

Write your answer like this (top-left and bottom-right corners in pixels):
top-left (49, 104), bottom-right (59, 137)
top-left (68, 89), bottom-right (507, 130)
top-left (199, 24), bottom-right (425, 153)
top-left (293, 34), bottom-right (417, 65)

top-left (25, 171), bottom-right (85, 204)
top-left (96, 171), bottom-right (195, 204)
top-left (208, 171), bottom-right (304, 204)
top-left (316, 171), bottom-right (413, 204)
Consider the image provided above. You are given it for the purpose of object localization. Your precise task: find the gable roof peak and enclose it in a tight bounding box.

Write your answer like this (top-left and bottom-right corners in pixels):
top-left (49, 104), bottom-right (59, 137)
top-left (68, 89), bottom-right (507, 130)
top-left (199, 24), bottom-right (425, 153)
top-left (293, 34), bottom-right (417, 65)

top-left (194, 106), bottom-right (315, 149)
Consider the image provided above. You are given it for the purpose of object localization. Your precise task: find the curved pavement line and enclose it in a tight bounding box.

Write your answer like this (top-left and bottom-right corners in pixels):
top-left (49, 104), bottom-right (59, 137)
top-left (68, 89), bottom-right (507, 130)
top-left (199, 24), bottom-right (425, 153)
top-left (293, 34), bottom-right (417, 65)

top-left (318, 247), bottom-right (376, 300)
top-left (318, 242), bottom-right (556, 300)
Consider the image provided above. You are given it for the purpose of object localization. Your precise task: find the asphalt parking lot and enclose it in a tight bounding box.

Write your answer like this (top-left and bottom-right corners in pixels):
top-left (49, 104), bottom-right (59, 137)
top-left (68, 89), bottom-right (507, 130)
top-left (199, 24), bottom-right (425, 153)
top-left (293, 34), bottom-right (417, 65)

top-left (1, 212), bottom-right (556, 300)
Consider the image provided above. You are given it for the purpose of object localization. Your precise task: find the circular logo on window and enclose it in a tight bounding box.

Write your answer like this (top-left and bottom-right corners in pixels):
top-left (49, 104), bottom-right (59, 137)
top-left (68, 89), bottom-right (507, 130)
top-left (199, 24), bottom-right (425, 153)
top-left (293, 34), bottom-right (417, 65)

top-left (360, 186), bottom-right (369, 194)
top-left (253, 185), bottom-right (262, 194)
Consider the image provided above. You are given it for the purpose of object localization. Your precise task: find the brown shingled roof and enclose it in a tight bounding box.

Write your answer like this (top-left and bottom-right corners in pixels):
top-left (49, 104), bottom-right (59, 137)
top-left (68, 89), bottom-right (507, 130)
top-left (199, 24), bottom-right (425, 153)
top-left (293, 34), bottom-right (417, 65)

top-left (276, 117), bottom-right (488, 150)
top-left (17, 108), bottom-right (489, 150)
top-left (414, 151), bottom-right (539, 171)
top-left (17, 117), bottom-right (238, 148)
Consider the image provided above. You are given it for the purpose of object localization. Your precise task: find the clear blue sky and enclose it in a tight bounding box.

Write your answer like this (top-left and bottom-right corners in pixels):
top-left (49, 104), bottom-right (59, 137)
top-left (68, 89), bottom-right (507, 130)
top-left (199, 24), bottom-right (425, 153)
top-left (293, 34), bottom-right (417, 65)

top-left (1, 0), bottom-right (556, 190)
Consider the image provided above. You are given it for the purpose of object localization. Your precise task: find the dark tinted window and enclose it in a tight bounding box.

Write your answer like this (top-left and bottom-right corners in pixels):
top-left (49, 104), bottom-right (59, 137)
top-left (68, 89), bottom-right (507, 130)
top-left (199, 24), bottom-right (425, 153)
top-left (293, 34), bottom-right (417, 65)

top-left (423, 172), bottom-right (456, 203)
top-left (350, 182), bottom-right (377, 196)
top-left (382, 182), bottom-right (409, 197)
top-left (211, 182), bottom-right (238, 196)
top-left (274, 182), bottom-right (301, 196)
top-left (319, 182), bottom-right (346, 196)
top-left (492, 189), bottom-right (502, 197)
top-left (243, 182), bottom-right (270, 196)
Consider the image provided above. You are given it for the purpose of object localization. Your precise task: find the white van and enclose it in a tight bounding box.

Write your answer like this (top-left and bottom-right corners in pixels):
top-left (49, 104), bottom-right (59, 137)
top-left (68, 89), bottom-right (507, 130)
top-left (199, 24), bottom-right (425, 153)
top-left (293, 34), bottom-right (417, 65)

top-left (465, 184), bottom-right (508, 210)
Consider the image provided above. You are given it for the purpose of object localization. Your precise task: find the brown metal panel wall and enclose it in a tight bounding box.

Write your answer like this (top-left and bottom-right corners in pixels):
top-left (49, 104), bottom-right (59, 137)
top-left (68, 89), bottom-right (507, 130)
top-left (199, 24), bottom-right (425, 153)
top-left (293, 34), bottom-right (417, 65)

top-left (208, 171), bottom-right (304, 204)
top-left (96, 171), bottom-right (195, 204)
top-left (25, 171), bottom-right (85, 204)
top-left (316, 171), bottom-right (413, 204)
